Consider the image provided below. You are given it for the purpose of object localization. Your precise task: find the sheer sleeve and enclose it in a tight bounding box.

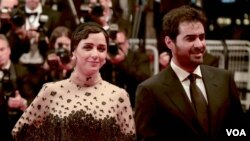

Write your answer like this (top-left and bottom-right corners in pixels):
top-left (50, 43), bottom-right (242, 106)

top-left (12, 83), bottom-right (51, 137)
top-left (116, 89), bottom-right (136, 137)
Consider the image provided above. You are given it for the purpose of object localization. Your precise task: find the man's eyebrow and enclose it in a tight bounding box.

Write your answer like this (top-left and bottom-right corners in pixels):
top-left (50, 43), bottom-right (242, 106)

top-left (184, 33), bottom-right (205, 38)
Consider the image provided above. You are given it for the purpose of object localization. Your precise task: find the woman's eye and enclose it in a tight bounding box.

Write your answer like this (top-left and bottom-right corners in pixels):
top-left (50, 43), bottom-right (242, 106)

top-left (83, 45), bottom-right (93, 50)
top-left (97, 46), bottom-right (106, 52)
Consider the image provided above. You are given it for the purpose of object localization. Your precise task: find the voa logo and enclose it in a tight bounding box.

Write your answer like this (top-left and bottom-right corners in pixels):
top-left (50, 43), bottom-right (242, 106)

top-left (226, 129), bottom-right (246, 136)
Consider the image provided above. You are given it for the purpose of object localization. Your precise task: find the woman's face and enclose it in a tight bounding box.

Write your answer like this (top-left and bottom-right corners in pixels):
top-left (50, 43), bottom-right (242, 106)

top-left (73, 32), bottom-right (107, 76)
top-left (55, 36), bottom-right (71, 51)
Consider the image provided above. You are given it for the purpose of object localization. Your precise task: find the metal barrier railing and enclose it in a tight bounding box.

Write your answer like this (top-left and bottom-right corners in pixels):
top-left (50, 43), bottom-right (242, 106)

top-left (129, 39), bottom-right (159, 75)
top-left (206, 40), bottom-right (250, 111)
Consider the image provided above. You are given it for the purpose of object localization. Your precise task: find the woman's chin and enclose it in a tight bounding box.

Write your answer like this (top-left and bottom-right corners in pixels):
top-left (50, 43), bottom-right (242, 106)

top-left (86, 68), bottom-right (100, 75)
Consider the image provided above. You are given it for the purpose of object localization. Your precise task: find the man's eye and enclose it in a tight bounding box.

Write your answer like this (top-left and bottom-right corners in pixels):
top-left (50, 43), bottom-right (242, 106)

top-left (199, 35), bottom-right (205, 41)
top-left (187, 36), bottom-right (196, 41)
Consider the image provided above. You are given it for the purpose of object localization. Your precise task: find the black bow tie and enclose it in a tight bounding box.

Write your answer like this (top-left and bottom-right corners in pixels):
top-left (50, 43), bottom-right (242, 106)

top-left (0, 68), bottom-right (9, 74)
top-left (25, 12), bottom-right (38, 17)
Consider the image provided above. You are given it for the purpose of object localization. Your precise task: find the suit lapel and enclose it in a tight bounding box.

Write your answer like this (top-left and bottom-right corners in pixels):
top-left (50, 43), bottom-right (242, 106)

top-left (201, 65), bottom-right (222, 135)
top-left (163, 67), bottom-right (197, 123)
top-left (201, 66), bottom-right (220, 109)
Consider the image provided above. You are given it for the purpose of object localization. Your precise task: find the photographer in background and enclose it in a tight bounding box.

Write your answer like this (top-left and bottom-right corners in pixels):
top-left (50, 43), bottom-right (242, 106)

top-left (17, 0), bottom-right (62, 68)
top-left (0, 34), bottom-right (35, 141)
top-left (78, 0), bottom-right (129, 32)
top-left (0, 0), bottom-right (48, 65)
top-left (42, 26), bottom-right (74, 82)
top-left (21, 0), bottom-right (62, 36)
top-left (78, 0), bottom-right (112, 30)
top-left (0, 0), bottom-right (32, 64)
top-left (0, 0), bottom-right (18, 34)
top-left (100, 27), bottom-right (151, 108)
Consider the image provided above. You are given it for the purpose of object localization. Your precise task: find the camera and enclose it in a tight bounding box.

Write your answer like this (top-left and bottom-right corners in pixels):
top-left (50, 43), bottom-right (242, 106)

top-left (0, 6), bottom-right (25, 33)
top-left (37, 14), bottom-right (49, 58)
top-left (37, 14), bottom-right (48, 34)
top-left (1, 69), bottom-right (15, 97)
top-left (47, 44), bottom-right (71, 70)
top-left (108, 41), bottom-right (119, 57)
top-left (10, 7), bottom-right (26, 28)
top-left (79, 1), bottom-right (104, 23)
top-left (55, 43), bottom-right (71, 64)
top-left (108, 24), bottom-right (119, 56)
top-left (80, 0), bottom-right (104, 17)
top-left (90, 3), bottom-right (104, 17)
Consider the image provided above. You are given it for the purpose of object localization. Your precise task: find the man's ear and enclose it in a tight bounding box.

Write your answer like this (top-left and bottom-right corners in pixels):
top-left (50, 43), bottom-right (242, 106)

top-left (165, 36), bottom-right (173, 50)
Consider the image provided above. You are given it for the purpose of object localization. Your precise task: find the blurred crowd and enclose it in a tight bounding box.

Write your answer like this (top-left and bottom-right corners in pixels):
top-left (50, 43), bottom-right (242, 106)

top-left (0, 0), bottom-right (151, 140)
top-left (0, 0), bottom-right (250, 140)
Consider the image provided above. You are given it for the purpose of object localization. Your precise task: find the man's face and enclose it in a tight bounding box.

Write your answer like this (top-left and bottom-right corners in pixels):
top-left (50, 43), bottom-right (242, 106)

top-left (0, 0), bottom-right (18, 10)
top-left (115, 31), bottom-right (129, 54)
top-left (0, 39), bottom-right (11, 67)
top-left (0, 0), bottom-right (18, 19)
top-left (99, 0), bottom-right (111, 8)
top-left (25, 0), bottom-right (40, 10)
top-left (170, 21), bottom-right (206, 71)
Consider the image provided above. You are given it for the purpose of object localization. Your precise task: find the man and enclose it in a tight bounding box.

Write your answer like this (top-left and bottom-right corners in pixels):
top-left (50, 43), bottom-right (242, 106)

top-left (135, 5), bottom-right (245, 141)
top-left (21, 0), bottom-right (62, 36)
top-left (100, 28), bottom-right (151, 108)
top-left (0, 0), bottom-right (31, 63)
top-left (0, 34), bottom-right (36, 141)
top-left (0, 0), bottom-right (19, 34)
top-left (154, 0), bottom-right (190, 57)
top-left (16, 0), bottom-right (62, 65)
top-left (0, 0), bottom-right (18, 12)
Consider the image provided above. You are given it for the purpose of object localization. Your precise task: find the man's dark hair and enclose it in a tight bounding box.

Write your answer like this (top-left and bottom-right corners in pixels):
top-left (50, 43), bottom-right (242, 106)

top-left (162, 5), bottom-right (207, 41)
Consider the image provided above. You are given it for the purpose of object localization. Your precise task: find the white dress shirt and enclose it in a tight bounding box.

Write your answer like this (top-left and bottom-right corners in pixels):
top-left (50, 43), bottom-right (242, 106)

top-left (25, 3), bottom-right (42, 30)
top-left (170, 61), bottom-right (208, 103)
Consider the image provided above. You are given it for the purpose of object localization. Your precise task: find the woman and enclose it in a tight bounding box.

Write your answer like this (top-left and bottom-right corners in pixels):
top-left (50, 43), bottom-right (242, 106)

top-left (43, 26), bottom-right (74, 82)
top-left (12, 22), bottom-right (136, 141)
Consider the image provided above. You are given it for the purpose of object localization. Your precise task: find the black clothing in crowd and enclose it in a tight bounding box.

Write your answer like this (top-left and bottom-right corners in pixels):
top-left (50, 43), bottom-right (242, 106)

top-left (101, 49), bottom-right (151, 108)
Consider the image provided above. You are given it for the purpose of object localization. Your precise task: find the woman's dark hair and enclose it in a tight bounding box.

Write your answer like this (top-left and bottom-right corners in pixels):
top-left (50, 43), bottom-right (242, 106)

top-left (162, 5), bottom-right (207, 41)
top-left (49, 26), bottom-right (72, 50)
top-left (71, 22), bottom-right (109, 52)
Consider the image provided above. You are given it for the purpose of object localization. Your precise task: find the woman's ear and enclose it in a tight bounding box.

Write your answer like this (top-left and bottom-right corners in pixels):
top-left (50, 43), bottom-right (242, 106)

top-left (71, 52), bottom-right (76, 60)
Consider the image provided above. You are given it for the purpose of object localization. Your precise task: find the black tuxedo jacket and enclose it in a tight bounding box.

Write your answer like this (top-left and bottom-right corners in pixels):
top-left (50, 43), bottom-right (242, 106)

top-left (18, 4), bottom-right (62, 37)
top-left (135, 65), bottom-right (245, 141)
top-left (0, 62), bottom-right (37, 141)
top-left (0, 98), bottom-right (12, 141)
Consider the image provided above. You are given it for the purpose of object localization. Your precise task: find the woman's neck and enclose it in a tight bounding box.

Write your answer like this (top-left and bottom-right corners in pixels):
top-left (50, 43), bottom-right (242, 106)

top-left (70, 69), bottom-right (102, 87)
